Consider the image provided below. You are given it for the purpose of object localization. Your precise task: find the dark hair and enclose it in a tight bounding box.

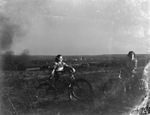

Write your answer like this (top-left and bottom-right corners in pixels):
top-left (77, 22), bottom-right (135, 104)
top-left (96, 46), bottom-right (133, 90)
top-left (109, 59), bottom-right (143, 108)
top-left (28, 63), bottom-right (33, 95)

top-left (55, 54), bottom-right (62, 62)
top-left (127, 51), bottom-right (136, 57)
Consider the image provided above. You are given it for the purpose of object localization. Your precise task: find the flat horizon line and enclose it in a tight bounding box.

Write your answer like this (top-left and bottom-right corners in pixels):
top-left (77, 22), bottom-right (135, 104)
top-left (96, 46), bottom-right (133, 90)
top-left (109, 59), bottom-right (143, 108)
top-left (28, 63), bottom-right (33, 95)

top-left (27, 54), bottom-right (150, 56)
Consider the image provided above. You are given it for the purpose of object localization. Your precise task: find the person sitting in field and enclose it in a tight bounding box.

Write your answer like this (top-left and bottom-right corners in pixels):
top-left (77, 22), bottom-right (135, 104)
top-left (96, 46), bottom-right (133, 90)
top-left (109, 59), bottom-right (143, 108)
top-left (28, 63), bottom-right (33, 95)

top-left (50, 54), bottom-right (76, 81)
top-left (122, 51), bottom-right (138, 78)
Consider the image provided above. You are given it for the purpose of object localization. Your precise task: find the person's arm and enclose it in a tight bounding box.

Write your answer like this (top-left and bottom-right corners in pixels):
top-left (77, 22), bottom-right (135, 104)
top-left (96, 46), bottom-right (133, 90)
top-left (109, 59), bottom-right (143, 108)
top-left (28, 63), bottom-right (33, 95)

top-left (50, 63), bottom-right (57, 79)
top-left (132, 59), bottom-right (138, 73)
top-left (63, 62), bottom-right (76, 73)
top-left (51, 69), bottom-right (55, 77)
top-left (70, 66), bottom-right (76, 73)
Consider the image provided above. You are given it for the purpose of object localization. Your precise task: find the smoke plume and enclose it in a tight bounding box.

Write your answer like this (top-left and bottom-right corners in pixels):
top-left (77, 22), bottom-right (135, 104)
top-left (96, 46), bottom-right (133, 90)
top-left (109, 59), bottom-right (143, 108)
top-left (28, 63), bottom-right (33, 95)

top-left (0, 15), bottom-right (29, 54)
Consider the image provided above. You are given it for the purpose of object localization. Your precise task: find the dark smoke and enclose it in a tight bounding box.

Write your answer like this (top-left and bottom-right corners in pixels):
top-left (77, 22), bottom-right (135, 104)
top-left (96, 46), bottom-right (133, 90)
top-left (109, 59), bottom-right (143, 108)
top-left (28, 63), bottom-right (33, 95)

top-left (2, 49), bottom-right (30, 71)
top-left (0, 15), bottom-right (25, 51)
top-left (0, 16), bottom-right (13, 50)
top-left (0, 14), bottom-right (31, 70)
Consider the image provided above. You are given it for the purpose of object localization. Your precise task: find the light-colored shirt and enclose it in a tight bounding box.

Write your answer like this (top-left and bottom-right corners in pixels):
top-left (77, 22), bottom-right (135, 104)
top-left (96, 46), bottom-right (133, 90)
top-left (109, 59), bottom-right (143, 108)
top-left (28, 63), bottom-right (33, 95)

top-left (53, 62), bottom-right (68, 72)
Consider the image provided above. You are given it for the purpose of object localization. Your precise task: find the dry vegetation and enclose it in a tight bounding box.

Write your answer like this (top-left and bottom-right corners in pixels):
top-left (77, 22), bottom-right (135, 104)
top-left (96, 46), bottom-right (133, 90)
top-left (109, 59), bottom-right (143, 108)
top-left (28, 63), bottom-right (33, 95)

top-left (0, 54), bottom-right (149, 115)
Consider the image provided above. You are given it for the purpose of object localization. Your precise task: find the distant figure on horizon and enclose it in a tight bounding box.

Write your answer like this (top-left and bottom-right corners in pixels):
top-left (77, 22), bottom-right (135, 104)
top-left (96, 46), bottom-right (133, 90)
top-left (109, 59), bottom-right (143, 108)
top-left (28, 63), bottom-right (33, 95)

top-left (123, 51), bottom-right (138, 77)
top-left (51, 54), bottom-right (76, 81)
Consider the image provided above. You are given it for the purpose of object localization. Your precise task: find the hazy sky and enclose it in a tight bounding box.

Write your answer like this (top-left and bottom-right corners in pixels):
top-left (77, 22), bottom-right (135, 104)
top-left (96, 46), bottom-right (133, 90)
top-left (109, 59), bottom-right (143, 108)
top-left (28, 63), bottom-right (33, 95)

top-left (0, 0), bottom-right (150, 55)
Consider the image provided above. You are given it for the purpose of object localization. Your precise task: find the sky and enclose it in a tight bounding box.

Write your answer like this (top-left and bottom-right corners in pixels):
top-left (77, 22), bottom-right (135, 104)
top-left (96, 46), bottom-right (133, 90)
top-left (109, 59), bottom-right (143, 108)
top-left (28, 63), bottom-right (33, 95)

top-left (0, 0), bottom-right (150, 55)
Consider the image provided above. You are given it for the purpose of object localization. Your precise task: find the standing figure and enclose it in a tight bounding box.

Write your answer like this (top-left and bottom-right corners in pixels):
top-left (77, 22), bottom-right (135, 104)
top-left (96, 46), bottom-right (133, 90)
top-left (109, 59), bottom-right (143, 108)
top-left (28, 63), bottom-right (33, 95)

top-left (123, 51), bottom-right (138, 78)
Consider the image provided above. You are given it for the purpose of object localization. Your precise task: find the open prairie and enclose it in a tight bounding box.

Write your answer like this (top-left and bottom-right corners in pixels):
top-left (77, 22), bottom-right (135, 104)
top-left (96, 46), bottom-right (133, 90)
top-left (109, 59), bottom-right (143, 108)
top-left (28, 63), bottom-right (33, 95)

top-left (0, 54), bottom-right (149, 115)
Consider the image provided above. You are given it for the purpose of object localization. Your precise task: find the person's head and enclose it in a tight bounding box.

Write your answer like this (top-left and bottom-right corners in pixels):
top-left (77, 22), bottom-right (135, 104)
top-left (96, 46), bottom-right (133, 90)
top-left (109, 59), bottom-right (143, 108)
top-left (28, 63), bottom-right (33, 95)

top-left (127, 51), bottom-right (136, 60)
top-left (55, 54), bottom-right (63, 63)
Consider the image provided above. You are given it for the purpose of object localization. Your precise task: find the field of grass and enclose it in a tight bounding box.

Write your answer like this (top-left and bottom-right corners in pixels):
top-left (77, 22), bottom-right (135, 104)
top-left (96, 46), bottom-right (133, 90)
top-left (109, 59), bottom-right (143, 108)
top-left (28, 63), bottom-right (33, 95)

top-left (0, 54), bottom-right (149, 115)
